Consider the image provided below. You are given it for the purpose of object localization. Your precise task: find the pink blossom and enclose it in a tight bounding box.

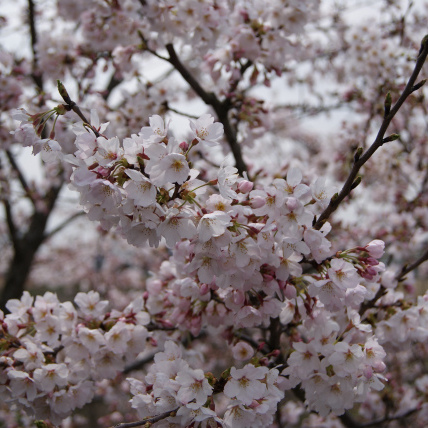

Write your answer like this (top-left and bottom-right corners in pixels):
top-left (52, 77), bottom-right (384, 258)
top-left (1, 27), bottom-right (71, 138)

top-left (189, 114), bottom-right (224, 146)
top-left (365, 240), bottom-right (385, 259)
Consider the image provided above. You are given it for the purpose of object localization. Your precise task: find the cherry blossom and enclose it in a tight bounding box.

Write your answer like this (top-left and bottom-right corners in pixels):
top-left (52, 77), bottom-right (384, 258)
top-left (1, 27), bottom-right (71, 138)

top-left (2, 1), bottom-right (428, 426)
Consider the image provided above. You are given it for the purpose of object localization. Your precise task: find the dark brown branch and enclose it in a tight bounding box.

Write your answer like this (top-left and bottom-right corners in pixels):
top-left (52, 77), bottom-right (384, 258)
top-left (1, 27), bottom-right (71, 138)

top-left (314, 35), bottom-right (428, 229)
top-left (27, 0), bottom-right (43, 90)
top-left (111, 407), bottom-right (179, 428)
top-left (395, 246), bottom-right (428, 282)
top-left (5, 150), bottom-right (35, 205)
top-left (359, 247), bottom-right (428, 317)
top-left (123, 353), bottom-right (156, 375)
top-left (102, 73), bottom-right (122, 101)
top-left (2, 199), bottom-right (18, 248)
top-left (359, 407), bottom-right (420, 427)
top-left (163, 102), bottom-right (199, 119)
top-left (359, 286), bottom-right (386, 317)
top-left (339, 412), bottom-right (362, 428)
top-left (43, 211), bottom-right (85, 240)
top-left (0, 179), bottom-right (64, 311)
top-left (165, 43), bottom-right (248, 175)
top-left (228, 59), bottom-right (253, 94)
top-left (0, 158), bottom-right (18, 246)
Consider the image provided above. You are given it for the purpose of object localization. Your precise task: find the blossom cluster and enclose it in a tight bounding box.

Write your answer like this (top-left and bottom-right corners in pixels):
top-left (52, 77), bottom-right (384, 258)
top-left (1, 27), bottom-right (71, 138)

top-left (0, 291), bottom-right (150, 425)
top-left (282, 310), bottom-right (387, 416)
top-left (2, 0), bottom-right (428, 426)
top-left (129, 340), bottom-right (283, 428)
top-left (8, 110), bottom-right (410, 423)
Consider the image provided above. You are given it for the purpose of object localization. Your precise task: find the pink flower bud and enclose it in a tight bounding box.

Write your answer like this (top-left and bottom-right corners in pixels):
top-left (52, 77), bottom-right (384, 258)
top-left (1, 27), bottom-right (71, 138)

top-left (233, 290), bottom-right (245, 306)
top-left (250, 196), bottom-right (266, 209)
top-left (200, 283), bottom-right (210, 295)
top-left (366, 257), bottom-right (379, 266)
top-left (365, 240), bottom-right (385, 258)
top-left (97, 167), bottom-right (110, 177)
top-left (259, 357), bottom-right (269, 366)
top-left (360, 271), bottom-right (374, 280)
top-left (179, 141), bottom-right (189, 151)
top-left (238, 180), bottom-right (253, 193)
top-left (284, 284), bottom-right (297, 299)
top-left (373, 361), bottom-right (386, 372)
top-left (286, 197), bottom-right (299, 211)
top-left (365, 266), bottom-right (377, 276)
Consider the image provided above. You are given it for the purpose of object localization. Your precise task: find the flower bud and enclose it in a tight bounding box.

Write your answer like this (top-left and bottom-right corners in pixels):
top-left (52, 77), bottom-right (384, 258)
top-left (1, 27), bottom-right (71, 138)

top-left (284, 284), bottom-right (297, 299)
top-left (365, 240), bottom-right (385, 258)
top-left (200, 283), bottom-right (210, 295)
top-left (237, 180), bottom-right (253, 193)
top-left (250, 196), bottom-right (265, 209)
top-left (233, 290), bottom-right (245, 306)
top-left (373, 361), bottom-right (386, 372)
top-left (286, 197), bottom-right (299, 211)
top-left (365, 257), bottom-right (379, 266)
top-left (179, 141), bottom-right (189, 151)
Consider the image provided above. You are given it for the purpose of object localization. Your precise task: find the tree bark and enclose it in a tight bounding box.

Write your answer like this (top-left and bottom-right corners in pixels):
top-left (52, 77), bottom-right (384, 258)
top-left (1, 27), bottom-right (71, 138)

top-left (0, 185), bottom-right (62, 311)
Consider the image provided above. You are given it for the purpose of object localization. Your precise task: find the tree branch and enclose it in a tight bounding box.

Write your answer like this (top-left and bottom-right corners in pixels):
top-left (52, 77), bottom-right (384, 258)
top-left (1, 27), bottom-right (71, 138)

top-left (43, 211), bottom-right (85, 240)
top-left (360, 407), bottom-right (420, 427)
top-left (123, 353), bottom-right (156, 375)
top-left (165, 43), bottom-right (248, 175)
top-left (395, 246), bottom-right (428, 282)
top-left (2, 198), bottom-right (18, 249)
top-left (314, 35), bottom-right (428, 229)
top-left (111, 407), bottom-right (179, 428)
top-left (27, 0), bottom-right (43, 90)
top-left (5, 149), bottom-right (35, 205)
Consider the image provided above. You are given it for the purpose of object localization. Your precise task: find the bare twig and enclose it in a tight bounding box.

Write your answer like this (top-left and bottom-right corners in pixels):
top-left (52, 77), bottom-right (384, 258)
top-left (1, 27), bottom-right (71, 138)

top-left (395, 246), bottom-right (428, 282)
top-left (43, 211), bottom-right (86, 240)
top-left (359, 285), bottom-right (386, 317)
top-left (27, 0), bottom-right (43, 90)
top-left (111, 407), bottom-right (179, 428)
top-left (163, 102), bottom-right (199, 119)
top-left (359, 246), bottom-right (428, 317)
top-left (314, 35), bottom-right (428, 229)
top-left (360, 407), bottom-right (420, 427)
top-left (123, 353), bottom-right (156, 375)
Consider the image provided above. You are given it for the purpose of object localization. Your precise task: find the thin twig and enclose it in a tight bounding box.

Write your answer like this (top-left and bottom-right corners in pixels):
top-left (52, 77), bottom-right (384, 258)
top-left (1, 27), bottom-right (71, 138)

top-left (123, 353), bottom-right (156, 375)
top-left (111, 407), bottom-right (179, 428)
top-left (163, 102), bottom-right (199, 119)
top-left (27, 0), bottom-right (43, 90)
top-left (314, 35), bottom-right (428, 229)
top-left (359, 285), bottom-right (386, 317)
top-left (360, 407), bottom-right (420, 427)
top-left (43, 211), bottom-right (85, 240)
top-left (395, 246), bottom-right (428, 282)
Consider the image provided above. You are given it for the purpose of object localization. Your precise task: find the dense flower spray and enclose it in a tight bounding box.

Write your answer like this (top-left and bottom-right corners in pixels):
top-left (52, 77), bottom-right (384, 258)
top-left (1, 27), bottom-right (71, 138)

top-left (1, 1), bottom-right (428, 427)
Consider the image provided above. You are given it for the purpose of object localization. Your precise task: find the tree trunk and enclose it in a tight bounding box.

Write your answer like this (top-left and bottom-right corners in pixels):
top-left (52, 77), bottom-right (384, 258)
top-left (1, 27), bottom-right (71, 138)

top-left (0, 186), bottom-right (62, 311)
